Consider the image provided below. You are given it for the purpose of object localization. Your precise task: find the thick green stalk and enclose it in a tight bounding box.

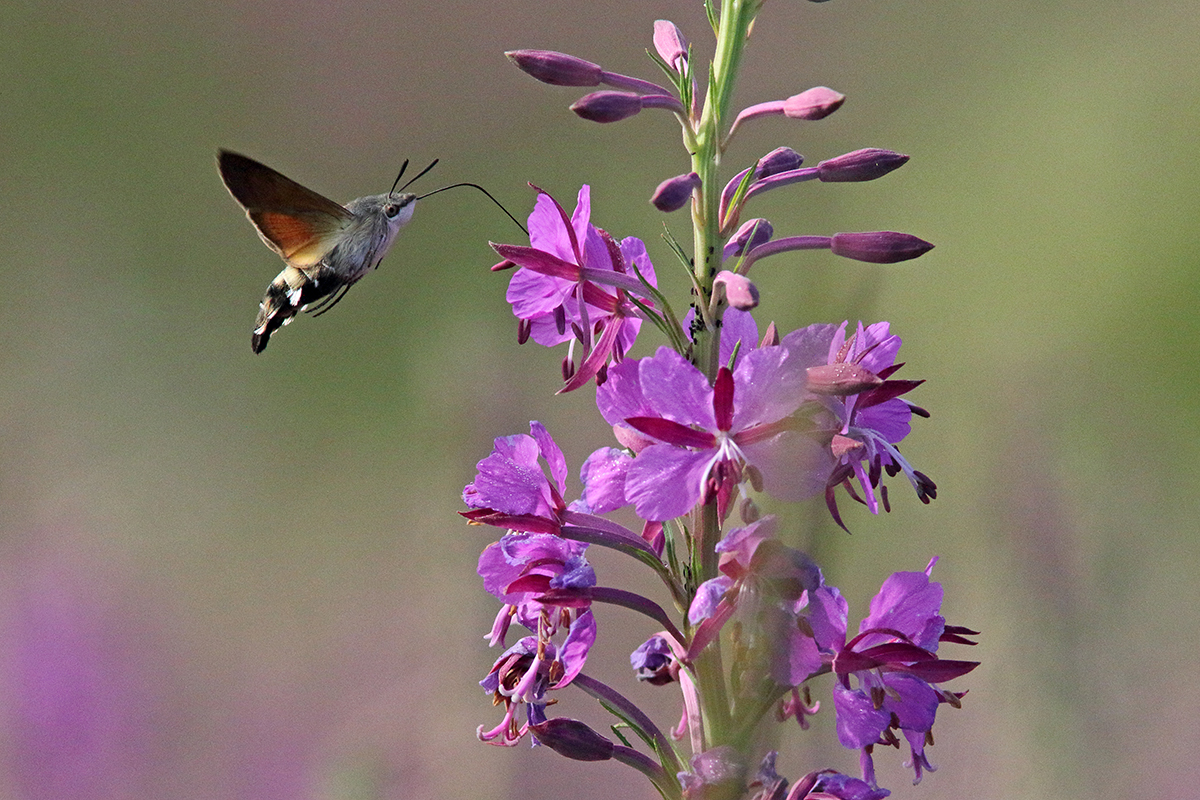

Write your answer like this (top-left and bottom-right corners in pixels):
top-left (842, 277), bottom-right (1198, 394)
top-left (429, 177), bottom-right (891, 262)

top-left (690, 0), bottom-right (759, 380)
top-left (684, 0), bottom-right (761, 780)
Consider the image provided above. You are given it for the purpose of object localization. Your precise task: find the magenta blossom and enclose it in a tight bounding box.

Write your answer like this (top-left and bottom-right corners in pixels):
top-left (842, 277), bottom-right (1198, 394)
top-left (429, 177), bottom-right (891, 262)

top-left (593, 331), bottom-right (833, 521)
top-left (491, 186), bottom-right (658, 390)
top-left (830, 559), bottom-right (979, 786)
top-left (461, 421), bottom-right (568, 534)
top-left (478, 531), bottom-right (596, 648)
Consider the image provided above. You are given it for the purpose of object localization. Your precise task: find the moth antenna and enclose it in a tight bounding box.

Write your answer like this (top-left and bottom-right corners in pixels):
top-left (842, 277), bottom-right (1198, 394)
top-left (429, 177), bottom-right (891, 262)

top-left (389, 159), bottom-right (410, 195)
top-left (416, 182), bottom-right (528, 234)
top-left (399, 159), bottom-right (439, 193)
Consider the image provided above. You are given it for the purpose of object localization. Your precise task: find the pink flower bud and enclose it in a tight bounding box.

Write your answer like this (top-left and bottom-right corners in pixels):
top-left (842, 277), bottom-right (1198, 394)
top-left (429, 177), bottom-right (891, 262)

top-left (817, 148), bottom-right (909, 182)
top-left (505, 50), bottom-right (603, 86)
top-left (653, 20), bottom-right (689, 70)
top-left (714, 270), bottom-right (760, 310)
top-left (651, 172), bottom-right (701, 212)
top-left (830, 231), bottom-right (934, 264)
top-left (783, 86), bottom-right (845, 120)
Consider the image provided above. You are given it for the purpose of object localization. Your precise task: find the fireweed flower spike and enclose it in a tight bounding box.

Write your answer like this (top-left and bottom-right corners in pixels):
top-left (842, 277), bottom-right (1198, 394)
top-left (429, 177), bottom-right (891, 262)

top-left (466, 3), bottom-right (976, 799)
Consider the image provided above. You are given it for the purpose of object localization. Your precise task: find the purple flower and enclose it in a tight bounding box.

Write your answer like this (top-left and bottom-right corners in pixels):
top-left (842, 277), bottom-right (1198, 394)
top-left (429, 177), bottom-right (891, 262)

top-left (594, 336), bottom-right (832, 521)
top-left (830, 559), bottom-right (979, 786)
top-left (462, 421), bottom-right (569, 534)
top-left (492, 186), bottom-right (658, 390)
top-left (808, 321), bottom-right (937, 531)
top-left (478, 531), bottom-right (596, 646)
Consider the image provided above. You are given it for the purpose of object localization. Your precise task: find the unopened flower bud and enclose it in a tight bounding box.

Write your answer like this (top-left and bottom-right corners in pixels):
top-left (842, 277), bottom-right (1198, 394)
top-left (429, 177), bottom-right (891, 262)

top-left (571, 91), bottom-right (683, 123)
top-left (651, 171), bottom-right (701, 212)
top-left (805, 363), bottom-right (883, 395)
top-left (530, 718), bottom-right (615, 761)
top-left (783, 86), bottom-right (845, 120)
top-left (653, 20), bottom-right (689, 71)
top-left (714, 270), bottom-right (759, 310)
top-left (571, 90), bottom-right (643, 122)
top-left (830, 231), bottom-right (934, 263)
top-left (818, 148), bottom-right (909, 182)
top-left (756, 146), bottom-right (804, 178)
top-left (505, 50), bottom-right (603, 86)
top-left (725, 218), bottom-right (774, 259)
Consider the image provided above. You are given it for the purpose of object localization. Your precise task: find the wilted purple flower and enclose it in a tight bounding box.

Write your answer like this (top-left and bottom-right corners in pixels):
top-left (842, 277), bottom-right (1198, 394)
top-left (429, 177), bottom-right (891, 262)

top-left (631, 634), bottom-right (679, 685)
top-left (462, 421), bottom-right (569, 534)
top-left (594, 338), bottom-right (832, 521)
top-left (830, 559), bottom-right (979, 786)
top-left (479, 630), bottom-right (596, 747)
top-left (492, 186), bottom-right (657, 390)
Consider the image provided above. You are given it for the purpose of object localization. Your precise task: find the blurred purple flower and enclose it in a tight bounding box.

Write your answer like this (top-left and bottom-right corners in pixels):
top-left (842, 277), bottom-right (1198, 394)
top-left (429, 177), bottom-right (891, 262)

top-left (811, 321), bottom-right (937, 531)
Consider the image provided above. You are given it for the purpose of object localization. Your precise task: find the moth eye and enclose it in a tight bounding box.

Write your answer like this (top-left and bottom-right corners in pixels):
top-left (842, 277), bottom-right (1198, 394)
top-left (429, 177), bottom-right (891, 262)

top-left (385, 203), bottom-right (401, 218)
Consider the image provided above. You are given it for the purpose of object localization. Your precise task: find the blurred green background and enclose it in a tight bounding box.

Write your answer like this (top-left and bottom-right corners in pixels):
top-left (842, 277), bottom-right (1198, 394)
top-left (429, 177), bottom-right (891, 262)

top-left (2, 1), bottom-right (1198, 798)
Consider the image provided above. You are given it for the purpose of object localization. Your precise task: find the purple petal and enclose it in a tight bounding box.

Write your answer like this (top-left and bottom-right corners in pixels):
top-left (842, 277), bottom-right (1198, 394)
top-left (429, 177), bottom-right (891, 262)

top-left (464, 433), bottom-right (556, 517)
top-left (530, 421), bottom-right (567, 494)
top-left (806, 584), bottom-right (849, 652)
top-left (774, 609), bottom-right (823, 686)
top-left (555, 610), bottom-right (597, 686)
top-left (624, 444), bottom-right (711, 521)
top-left (861, 570), bottom-right (944, 650)
top-left (596, 357), bottom-right (653, 428)
top-left (719, 308), bottom-right (760, 366)
top-left (639, 347), bottom-right (716, 430)
top-left (578, 447), bottom-right (632, 513)
top-left (833, 683), bottom-right (890, 749)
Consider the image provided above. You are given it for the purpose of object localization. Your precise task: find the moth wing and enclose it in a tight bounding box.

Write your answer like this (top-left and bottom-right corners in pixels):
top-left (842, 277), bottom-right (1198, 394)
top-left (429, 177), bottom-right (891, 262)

top-left (218, 150), bottom-right (353, 268)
